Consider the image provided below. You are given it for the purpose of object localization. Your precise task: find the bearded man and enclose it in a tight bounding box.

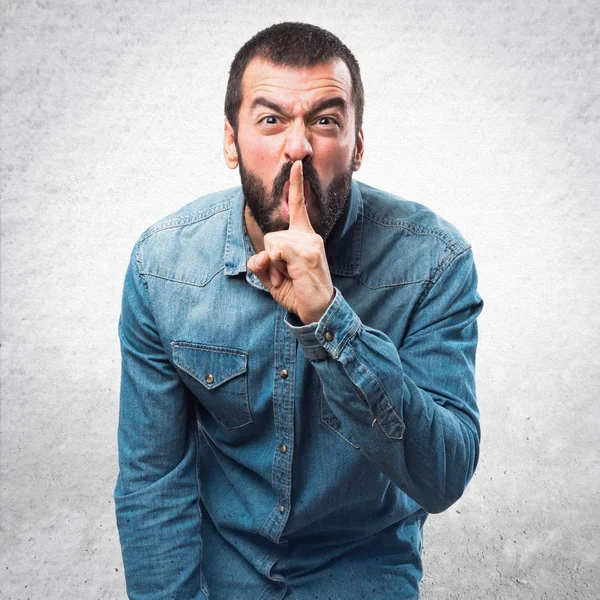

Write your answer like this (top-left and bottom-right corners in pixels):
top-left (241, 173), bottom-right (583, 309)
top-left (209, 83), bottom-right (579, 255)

top-left (115, 21), bottom-right (483, 600)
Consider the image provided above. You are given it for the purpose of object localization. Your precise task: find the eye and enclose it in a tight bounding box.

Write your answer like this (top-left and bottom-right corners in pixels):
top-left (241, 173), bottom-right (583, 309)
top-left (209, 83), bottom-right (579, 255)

top-left (316, 116), bottom-right (338, 127)
top-left (261, 116), bottom-right (279, 125)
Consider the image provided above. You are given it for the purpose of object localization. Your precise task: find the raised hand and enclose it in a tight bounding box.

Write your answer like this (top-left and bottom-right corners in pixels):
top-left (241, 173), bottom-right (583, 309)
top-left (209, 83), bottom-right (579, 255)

top-left (247, 161), bottom-right (335, 324)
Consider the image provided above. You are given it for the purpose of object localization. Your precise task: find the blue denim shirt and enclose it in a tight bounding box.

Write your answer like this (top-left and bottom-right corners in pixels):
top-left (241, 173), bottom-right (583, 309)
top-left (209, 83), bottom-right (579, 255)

top-left (115, 180), bottom-right (483, 600)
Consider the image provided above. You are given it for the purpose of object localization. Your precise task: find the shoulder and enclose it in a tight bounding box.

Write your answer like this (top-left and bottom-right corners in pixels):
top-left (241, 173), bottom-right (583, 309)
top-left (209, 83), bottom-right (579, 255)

top-left (130, 186), bottom-right (242, 278)
top-left (355, 181), bottom-right (473, 287)
top-left (138, 187), bottom-right (241, 243)
top-left (357, 181), bottom-right (469, 253)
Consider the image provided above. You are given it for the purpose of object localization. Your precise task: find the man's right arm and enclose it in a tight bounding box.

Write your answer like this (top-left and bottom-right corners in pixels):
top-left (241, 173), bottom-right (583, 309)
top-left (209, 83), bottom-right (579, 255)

top-left (114, 242), bottom-right (206, 599)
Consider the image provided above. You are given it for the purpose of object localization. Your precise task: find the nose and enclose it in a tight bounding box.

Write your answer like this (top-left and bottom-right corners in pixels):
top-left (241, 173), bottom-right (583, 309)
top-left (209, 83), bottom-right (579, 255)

top-left (284, 123), bottom-right (313, 163)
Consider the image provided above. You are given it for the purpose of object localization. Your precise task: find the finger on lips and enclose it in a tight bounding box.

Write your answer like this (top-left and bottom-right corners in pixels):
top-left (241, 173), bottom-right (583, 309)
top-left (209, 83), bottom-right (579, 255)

top-left (288, 160), bottom-right (313, 231)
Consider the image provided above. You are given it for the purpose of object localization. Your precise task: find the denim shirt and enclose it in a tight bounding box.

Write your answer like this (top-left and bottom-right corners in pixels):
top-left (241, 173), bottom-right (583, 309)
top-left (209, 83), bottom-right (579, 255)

top-left (114, 180), bottom-right (483, 600)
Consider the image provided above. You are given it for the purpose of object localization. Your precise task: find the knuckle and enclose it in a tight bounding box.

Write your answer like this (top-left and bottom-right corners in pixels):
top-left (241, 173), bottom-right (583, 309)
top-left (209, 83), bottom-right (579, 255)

top-left (263, 233), bottom-right (279, 249)
top-left (306, 236), bottom-right (323, 253)
top-left (306, 253), bottom-right (321, 269)
top-left (299, 246), bottom-right (319, 265)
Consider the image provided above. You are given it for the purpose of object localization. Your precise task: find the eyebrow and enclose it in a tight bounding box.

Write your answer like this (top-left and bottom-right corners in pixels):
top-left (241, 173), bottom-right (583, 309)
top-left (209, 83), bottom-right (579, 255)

top-left (250, 96), bottom-right (348, 118)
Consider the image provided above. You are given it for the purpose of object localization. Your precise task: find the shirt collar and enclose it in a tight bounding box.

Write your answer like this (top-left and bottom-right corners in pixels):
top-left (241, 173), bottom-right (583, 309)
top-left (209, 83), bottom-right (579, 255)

top-left (326, 179), bottom-right (363, 276)
top-left (223, 188), bottom-right (249, 276)
top-left (223, 180), bottom-right (363, 278)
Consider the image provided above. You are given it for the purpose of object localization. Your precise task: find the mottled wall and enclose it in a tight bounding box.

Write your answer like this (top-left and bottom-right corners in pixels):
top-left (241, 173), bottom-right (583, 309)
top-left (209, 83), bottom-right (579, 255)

top-left (1, 1), bottom-right (598, 598)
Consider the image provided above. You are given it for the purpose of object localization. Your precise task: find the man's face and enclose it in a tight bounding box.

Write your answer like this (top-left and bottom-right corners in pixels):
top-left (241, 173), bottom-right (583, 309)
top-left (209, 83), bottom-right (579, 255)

top-left (225, 57), bottom-right (364, 241)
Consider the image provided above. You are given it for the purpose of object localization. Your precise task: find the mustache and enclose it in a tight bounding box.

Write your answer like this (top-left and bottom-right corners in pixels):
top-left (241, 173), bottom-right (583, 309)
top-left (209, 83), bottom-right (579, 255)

top-left (272, 161), bottom-right (322, 202)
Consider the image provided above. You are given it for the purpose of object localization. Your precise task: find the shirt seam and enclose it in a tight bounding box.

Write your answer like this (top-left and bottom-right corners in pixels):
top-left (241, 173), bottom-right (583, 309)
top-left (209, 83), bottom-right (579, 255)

top-left (363, 209), bottom-right (469, 254)
top-left (139, 198), bottom-right (235, 243)
top-left (413, 245), bottom-right (473, 314)
top-left (139, 267), bottom-right (225, 288)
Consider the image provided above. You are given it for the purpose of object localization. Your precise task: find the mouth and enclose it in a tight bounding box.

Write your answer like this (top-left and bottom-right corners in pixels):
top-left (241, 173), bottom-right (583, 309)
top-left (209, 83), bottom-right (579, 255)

top-left (282, 181), bottom-right (290, 221)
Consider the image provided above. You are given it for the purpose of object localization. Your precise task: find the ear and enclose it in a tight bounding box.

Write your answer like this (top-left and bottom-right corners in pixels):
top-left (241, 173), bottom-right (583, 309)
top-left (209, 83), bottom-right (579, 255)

top-left (223, 117), bottom-right (238, 169)
top-left (352, 128), bottom-right (364, 171)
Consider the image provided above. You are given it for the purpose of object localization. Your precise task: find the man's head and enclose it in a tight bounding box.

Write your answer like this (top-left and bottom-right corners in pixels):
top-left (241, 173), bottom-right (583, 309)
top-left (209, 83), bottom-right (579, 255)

top-left (223, 22), bottom-right (365, 243)
top-left (224, 22), bottom-right (364, 139)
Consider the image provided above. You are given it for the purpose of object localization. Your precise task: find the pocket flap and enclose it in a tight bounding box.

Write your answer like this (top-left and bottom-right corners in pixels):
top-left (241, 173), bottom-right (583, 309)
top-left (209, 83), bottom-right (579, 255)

top-left (171, 342), bottom-right (247, 389)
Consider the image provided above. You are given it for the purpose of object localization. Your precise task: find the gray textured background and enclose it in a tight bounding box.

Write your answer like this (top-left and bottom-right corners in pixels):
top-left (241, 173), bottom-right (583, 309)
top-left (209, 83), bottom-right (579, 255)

top-left (1, 1), bottom-right (598, 598)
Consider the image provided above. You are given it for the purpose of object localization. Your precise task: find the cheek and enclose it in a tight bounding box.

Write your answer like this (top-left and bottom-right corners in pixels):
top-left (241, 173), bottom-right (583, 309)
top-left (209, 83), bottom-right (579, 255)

top-left (239, 137), bottom-right (281, 177)
top-left (314, 140), bottom-right (354, 181)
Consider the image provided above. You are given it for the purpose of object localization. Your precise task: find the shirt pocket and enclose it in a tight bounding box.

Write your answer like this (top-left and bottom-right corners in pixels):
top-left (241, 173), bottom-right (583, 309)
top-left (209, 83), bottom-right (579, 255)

top-left (171, 341), bottom-right (252, 430)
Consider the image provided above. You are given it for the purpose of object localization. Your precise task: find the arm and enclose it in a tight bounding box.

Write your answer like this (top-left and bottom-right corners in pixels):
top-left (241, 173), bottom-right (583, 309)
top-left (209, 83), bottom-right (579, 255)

top-left (247, 161), bottom-right (482, 514)
top-left (114, 243), bottom-right (206, 599)
top-left (286, 247), bottom-right (483, 514)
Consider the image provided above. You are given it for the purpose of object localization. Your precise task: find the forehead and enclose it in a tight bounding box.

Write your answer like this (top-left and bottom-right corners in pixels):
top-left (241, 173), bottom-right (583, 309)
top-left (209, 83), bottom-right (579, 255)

top-left (240, 57), bottom-right (353, 109)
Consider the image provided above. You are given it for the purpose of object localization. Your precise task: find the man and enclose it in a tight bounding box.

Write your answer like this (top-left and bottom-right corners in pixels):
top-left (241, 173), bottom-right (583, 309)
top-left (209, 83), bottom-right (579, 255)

top-left (115, 22), bottom-right (483, 600)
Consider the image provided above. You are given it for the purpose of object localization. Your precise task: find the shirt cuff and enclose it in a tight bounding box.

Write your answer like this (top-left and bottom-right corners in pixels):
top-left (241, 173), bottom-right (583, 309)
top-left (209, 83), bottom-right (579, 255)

top-left (284, 288), bottom-right (362, 361)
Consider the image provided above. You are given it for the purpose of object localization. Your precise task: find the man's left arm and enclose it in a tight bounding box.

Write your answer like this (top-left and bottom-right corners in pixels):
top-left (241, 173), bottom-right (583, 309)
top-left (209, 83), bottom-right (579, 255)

top-left (286, 245), bottom-right (482, 514)
top-left (248, 161), bottom-right (483, 514)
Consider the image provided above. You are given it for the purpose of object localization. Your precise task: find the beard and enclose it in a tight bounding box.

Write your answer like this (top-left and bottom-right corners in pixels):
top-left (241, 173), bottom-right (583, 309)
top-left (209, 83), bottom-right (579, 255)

top-left (238, 150), bottom-right (354, 241)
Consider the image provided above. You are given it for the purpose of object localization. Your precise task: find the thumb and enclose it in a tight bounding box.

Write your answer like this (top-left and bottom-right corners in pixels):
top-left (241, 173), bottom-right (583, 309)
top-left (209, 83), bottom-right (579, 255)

top-left (248, 251), bottom-right (284, 290)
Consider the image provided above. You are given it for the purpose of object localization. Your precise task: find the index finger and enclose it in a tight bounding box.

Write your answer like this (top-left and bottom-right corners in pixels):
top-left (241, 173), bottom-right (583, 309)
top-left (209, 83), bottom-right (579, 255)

top-left (288, 160), bottom-right (313, 231)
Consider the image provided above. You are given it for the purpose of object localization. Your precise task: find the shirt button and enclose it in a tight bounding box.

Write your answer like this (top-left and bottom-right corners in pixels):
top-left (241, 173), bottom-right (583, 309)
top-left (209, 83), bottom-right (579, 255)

top-left (279, 505), bottom-right (285, 514)
top-left (324, 330), bottom-right (334, 342)
top-left (279, 368), bottom-right (288, 379)
top-left (205, 374), bottom-right (214, 384)
top-left (279, 444), bottom-right (287, 454)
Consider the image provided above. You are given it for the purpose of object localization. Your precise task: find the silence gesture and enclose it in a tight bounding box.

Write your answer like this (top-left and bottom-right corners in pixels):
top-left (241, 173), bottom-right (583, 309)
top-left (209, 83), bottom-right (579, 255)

top-left (247, 161), bottom-right (335, 324)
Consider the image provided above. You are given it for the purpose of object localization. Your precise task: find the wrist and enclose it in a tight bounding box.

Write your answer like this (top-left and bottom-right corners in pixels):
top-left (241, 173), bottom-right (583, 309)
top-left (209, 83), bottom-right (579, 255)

top-left (301, 288), bottom-right (336, 325)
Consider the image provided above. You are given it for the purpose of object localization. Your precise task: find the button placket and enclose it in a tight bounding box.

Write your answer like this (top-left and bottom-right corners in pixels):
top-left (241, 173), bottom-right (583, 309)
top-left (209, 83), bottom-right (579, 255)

top-left (262, 307), bottom-right (295, 541)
